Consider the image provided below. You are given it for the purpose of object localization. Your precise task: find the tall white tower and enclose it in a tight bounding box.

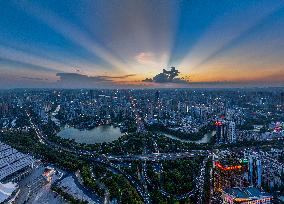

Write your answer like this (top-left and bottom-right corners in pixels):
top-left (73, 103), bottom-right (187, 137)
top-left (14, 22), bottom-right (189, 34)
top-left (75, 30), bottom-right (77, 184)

top-left (228, 121), bottom-right (236, 143)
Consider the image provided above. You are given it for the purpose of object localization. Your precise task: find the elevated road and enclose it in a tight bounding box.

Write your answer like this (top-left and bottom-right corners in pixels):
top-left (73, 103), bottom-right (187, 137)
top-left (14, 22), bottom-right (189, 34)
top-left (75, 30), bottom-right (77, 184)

top-left (106, 151), bottom-right (207, 161)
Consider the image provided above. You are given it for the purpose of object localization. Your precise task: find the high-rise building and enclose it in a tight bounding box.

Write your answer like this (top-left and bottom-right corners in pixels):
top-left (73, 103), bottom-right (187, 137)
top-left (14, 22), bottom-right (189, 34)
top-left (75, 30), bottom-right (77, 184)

top-left (249, 157), bottom-right (262, 188)
top-left (214, 159), bottom-right (248, 192)
top-left (0, 103), bottom-right (9, 115)
top-left (215, 121), bottom-right (226, 143)
top-left (281, 92), bottom-right (284, 106)
top-left (228, 121), bottom-right (236, 143)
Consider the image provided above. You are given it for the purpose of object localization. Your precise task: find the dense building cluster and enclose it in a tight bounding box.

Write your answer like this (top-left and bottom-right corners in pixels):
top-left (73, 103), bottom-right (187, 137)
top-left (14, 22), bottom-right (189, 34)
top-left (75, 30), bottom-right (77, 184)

top-left (1, 89), bottom-right (283, 142)
top-left (213, 149), bottom-right (284, 203)
top-left (0, 88), bottom-right (283, 203)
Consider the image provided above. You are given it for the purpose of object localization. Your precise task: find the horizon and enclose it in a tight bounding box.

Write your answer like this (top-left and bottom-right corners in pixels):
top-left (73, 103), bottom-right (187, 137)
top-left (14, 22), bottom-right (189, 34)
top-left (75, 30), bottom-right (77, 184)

top-left (1, 85), bottom-right (284, 91)
top-left (1, 0), bottom-right (284, 88)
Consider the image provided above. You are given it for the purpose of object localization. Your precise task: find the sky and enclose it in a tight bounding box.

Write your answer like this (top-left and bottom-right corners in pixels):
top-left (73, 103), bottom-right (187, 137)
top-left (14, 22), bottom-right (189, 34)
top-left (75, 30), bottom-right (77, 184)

top-left (1, 0), bottom-right (284, 89)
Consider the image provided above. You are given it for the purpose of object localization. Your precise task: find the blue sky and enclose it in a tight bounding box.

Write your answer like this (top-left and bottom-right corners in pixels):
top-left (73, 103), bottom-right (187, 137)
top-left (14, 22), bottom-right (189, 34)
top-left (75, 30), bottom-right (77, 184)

top-left (1, 0), bottom-right (284, 88)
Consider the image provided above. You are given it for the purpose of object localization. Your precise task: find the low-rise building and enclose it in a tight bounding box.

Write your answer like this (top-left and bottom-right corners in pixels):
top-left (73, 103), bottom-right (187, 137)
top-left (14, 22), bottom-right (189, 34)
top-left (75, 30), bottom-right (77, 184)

top-left (0, 142), bottom-right (34, 182)
top-left (222, 187), bottom-right (272, 204)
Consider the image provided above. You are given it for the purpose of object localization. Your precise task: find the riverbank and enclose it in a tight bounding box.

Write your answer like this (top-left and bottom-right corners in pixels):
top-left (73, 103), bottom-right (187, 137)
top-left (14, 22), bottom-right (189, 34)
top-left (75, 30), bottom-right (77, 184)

top-left (159, 131), bottom-right (216, 144)
top-left (146, 123), bottom-right (215, 142)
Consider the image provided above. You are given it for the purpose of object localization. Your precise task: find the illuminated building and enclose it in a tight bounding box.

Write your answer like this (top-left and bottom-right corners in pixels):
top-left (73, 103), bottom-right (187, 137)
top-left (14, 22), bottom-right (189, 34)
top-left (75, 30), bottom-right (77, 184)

top-left (222, 187), bottom-right (272, 204)
top-left (216, 120), bottom-right (226, 143)
top-left (42, 166), bottom-right (55, 182)
top-left (228, 121), bottom-right (236, 143)
top-left (214, 159), bottom-right (248, 192)
top-left (216, 120), bottom-right (237, 143)
top-left (249, 157), bottom-right (262, 188)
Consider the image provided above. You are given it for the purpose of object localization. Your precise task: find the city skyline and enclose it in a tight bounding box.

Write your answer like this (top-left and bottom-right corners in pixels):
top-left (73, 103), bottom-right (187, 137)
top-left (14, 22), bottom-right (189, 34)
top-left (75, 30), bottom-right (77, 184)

top-left (0, 88), bottom-right (283, 203)
top-left (1, 0), bottom-right (284, 88)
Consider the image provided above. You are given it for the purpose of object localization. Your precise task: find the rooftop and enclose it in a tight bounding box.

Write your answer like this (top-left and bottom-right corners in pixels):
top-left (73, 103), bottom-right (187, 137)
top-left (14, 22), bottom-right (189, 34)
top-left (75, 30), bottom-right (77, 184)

top-left (245, 187), bottom-right (271, 198)
top-left (0, 182), bottom-right (18, 203)
top-left (0, 142), bottom-right (34, 181)
top-left (224, 187), bottom-right (272, 201)
top-left (225, 187), bottom-right (248, 198)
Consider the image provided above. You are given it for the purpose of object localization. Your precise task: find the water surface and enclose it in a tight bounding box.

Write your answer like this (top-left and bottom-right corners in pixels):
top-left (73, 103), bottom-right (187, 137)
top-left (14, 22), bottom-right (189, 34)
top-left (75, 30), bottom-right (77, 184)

top-left (158, 131), bottom-right (215, 144)
top-left (57, 125), bottom-right (123, 144)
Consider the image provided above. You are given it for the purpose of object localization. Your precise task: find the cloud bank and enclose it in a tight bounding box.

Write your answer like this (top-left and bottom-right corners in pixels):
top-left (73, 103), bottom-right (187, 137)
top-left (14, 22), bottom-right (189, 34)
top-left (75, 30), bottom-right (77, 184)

top-left (56, 73), bottom-right (136, 88)
top-left (142, 67), bottom-right (189, 84)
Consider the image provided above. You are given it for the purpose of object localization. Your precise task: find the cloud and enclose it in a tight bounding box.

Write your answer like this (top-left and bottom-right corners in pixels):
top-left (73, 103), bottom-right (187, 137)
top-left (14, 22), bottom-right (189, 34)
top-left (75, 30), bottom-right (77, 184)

top-left (98, 74), bottom-right (136, 79)
top-left (56, 72), bottom-right (136, 88)
top-left (142, 67), bottom-right (190, 84)
top-left (20, 76), bottom-right (48, 81)
top-left (142, 78), bottom-right (153, 82)
top-left (57, 73), bottom-right (111, 83)
top-left (135, 52), bottom-right (157, 65)
top-left (135, 52), bottom-right (169, 68)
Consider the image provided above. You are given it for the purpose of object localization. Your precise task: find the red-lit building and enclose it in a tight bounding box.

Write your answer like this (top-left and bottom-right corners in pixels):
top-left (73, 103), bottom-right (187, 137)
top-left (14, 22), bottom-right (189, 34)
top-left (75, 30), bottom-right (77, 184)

top-left (214, 159), bottom-right (248, 192)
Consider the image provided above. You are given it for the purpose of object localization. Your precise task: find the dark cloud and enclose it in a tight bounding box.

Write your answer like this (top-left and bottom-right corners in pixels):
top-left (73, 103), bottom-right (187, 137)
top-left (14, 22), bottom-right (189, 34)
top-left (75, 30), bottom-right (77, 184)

top-left (20, 76), bottom-right (48, 81)
top-left (57, 73), bottom-right (135, 81)
top-left (142, 78), bottom-right (153, 82)
top-left (56, 73), bottom-right (136, 88)
top-left (142, 67), bottom-right (189, 84)
top-left (56, 73), bottom-right (112, 83)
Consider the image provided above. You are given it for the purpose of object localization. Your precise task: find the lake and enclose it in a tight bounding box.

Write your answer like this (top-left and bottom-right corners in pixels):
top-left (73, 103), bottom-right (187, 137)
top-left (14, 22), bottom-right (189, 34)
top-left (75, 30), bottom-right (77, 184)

top-left (57, 125), bottom-right (123, 144)
top-left (58, 125), bottom-right (214, 145)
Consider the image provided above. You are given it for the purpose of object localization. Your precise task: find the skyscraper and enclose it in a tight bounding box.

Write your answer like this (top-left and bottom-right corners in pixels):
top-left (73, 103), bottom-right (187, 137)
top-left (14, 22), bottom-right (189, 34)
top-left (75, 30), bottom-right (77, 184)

top-left (215, 121), bottom-right (226, 143)
top-left (228, 121), bottom-right (236, 143)
top-left (281, 92), bottom-right (284, 106)
top-left (249, 157), bottom-right (262, 188)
